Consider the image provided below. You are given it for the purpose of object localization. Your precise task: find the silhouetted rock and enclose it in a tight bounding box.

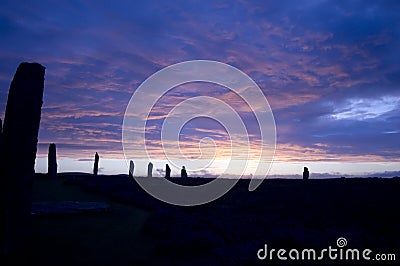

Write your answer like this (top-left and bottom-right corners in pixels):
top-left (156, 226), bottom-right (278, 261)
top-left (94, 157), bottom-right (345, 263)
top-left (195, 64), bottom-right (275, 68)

top-left (0, 118), bottom-right (3, 162)
top-left (303, 167), bottom-right (309, 180)
top-left (147, 162), bottom-right (153, 177)
top-left (181, 166), bottom-right (188, 178)
top-left (129, 160), bottom-right (134, 178)
top-left (47, 143), bottom-right (57, 178)
top-left (0, 118), bottom-right (2, 140)
top-left (0, 62), bottom-right (45, 257)
top-left (165, 164), bottom-right (171, 178)
top-left (93, 152), bottom-right (99, 176)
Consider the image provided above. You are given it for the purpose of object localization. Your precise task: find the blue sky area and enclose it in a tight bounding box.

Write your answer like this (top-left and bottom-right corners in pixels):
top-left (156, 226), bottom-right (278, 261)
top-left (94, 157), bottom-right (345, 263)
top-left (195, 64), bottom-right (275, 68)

top-left (0, 1), bottom-right (399, 177)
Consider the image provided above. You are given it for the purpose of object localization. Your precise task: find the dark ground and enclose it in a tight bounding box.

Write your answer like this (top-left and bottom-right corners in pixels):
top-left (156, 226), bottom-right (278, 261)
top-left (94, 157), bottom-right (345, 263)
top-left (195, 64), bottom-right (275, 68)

top-left (24, 174), bottom-right (400, 265)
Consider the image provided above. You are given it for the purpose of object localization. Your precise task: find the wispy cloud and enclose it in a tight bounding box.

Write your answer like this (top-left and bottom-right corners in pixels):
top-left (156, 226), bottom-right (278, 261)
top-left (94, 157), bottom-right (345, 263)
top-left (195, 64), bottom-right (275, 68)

top-left (0, 0), bottom-right (399, 174)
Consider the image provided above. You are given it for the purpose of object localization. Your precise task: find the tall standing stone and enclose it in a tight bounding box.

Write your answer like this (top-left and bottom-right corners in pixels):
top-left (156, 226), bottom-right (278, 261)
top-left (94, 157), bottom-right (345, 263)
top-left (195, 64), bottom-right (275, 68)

top-left (129, 160), bottom-right (134, 177)
top-left (47, 143), bottom-right (57, 178)
top-left (0, 118), bottom-right (3, 161)
top-left (0, 63), bottom-right (45, 258)
top-left (147, 162), bottom-right (153, 177)
top-left (165, 164), bottom-right (171, 178)
top-left (93, 152), bottom-right (99, 176)
top-left (303, 167), bottom-right (309, 180)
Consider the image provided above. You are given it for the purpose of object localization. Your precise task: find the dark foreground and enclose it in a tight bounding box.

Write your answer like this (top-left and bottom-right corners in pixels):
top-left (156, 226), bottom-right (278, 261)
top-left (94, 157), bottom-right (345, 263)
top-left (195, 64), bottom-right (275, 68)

top-left (23, 174), bottom-right (400, 265)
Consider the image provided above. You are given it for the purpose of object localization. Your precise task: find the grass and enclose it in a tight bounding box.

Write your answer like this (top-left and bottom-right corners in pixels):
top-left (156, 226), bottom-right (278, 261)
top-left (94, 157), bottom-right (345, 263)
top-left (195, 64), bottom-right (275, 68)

top-left (30, 175), bottom-right (154, 266)
top-left (16, 175), bottom-right (400, 265)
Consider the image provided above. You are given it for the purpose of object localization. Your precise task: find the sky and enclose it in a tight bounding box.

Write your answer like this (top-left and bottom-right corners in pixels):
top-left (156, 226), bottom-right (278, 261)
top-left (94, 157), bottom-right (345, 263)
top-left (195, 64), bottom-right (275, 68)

top-left (0, 0), bottom-right (399, 177)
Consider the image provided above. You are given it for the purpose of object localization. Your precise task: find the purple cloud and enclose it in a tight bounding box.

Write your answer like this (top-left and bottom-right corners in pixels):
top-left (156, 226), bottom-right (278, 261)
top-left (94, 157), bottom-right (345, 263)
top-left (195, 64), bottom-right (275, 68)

top-left (0, 0), bottom-right (399, 174)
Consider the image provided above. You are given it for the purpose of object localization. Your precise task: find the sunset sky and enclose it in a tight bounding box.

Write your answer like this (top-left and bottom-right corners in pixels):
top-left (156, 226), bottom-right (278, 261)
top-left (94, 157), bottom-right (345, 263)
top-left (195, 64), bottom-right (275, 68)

top-left (0, 1), bottom-right (399, 177)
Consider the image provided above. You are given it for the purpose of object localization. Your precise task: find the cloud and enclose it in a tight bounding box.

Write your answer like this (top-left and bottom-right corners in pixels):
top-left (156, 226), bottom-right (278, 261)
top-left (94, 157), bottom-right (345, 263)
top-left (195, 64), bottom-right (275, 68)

top-left (0, 0), bottom-right (399, 174)
top-left (77, 158), bottom-right (94, 162)
top-left (331, 96), bottom-right (400, 120)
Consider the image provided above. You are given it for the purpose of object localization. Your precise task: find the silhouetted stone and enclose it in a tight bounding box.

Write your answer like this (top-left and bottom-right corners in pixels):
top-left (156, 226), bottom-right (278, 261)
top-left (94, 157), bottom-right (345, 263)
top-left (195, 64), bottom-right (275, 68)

top-left (303, 167), bottom-right (309, 180)
top-left (165, 164), bottom-right (171, 178)
top-left (0, 118), bottom-right (3, 162)
top-left (0, 62), bottom-right (45, 257)
top-left (129, 160), bottom-right (134, 178)
top-left (47, 143), bottom-right (57, 178)
top-left (181, 166), bottom-right (188, 178)
top-left (93, 152), bottom-right (99, 176)
top-left (0, 118), bottom-right (2, 140)
top-left (148, 162), bottom-right (153, 177)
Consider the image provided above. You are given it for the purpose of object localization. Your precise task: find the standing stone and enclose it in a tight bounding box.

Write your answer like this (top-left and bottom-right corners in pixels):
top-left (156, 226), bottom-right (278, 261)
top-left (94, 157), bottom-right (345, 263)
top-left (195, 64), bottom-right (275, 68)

top-left (93, 152), bottom-right (99, 176)
top-left (165, 164), bottom-right (171, 178)
top-left (303, 167), bottom-right (309, 180)
top-left (0, 63), bottom-right (45, 258)
top-left (129, 160), bottom-right (134, 178)
top-left (47, 143), bottom-right (57, 178)
top-left (0, 118), bottom-right (3, 148)
top-left (0, 118), bottom-right (2, 251)
top-left (0, 118), bottom-right (3, 162)
top-left (147, 162), bottom-right (153, 177)
top-left (181, 166), bottom-right (188, 178)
